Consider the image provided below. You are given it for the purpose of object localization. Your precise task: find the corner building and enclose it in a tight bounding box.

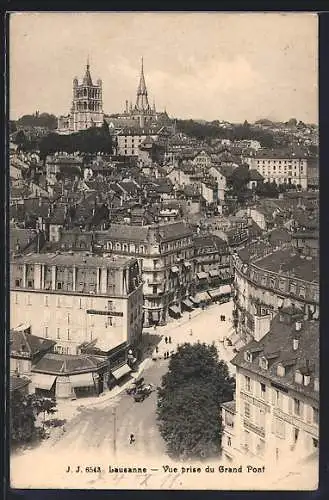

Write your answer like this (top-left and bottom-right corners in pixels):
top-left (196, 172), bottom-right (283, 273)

top-left (10, 253), bottom-right (143, 355)
top-left (221, 310), bottom-right (319, 468)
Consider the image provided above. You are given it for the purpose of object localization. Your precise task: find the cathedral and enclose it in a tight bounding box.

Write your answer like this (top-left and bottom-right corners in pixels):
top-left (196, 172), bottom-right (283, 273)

top-left (57, 61), bottom-right (104, 134)
top-left (118, 57), bottom-right (170, 128)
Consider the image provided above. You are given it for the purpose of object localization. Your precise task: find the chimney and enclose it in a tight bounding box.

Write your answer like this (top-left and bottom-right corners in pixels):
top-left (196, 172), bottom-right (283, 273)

top-left (293, 337), bottom-right (299, 351)
top-left (295, 321), bottom-right (302, 331)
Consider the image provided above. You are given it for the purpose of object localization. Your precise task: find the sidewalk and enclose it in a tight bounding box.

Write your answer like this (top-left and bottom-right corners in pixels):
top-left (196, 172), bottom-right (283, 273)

top-left (55, 357), bottom-right (153, 421)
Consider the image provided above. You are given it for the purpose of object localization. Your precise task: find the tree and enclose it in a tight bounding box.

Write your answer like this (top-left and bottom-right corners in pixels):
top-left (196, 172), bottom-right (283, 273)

top-left (157, 342), bottom-right (235, 460)
top-left (11, 391), bottom-right (57, 445)
top-left (11, 391), bottom-right (37, 444)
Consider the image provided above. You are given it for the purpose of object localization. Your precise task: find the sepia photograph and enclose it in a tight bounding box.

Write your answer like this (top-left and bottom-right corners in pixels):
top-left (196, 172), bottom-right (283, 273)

top-left (8, 11), bottom-right (319, 490)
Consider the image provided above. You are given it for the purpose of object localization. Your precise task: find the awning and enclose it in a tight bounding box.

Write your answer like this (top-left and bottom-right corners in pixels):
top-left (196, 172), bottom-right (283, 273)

top-left (171, 266), bottom-right (179, 273)
top-left (169, 305), bottom-right (181, 316)
top-left (111, 364), bottom-right (132, 380)
top-left (70, 372), bottom-right (95, 388)
top-left (182, 298), bottom-right (194, 310)
top-left (197, 272), bottom-right (209, 280)
top-left (195, 291), bottom-right (211, 302)
top-left (32, 373), bottom-right (57, 390)
top-left (220, 285), bottom-right (232, 295)
top-left (208, 287), bottom-right (224, 299)
top-left (189, 295), bottom-right (200, 305)
top-left (209, 269), bottom-right (220, 278)
top-left (183, 261), bottom-right (192, 268)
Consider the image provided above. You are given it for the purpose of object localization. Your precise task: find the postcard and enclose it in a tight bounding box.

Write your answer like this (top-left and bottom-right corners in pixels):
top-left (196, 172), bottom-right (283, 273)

top-left (8, 11), bottom-right (319, 490)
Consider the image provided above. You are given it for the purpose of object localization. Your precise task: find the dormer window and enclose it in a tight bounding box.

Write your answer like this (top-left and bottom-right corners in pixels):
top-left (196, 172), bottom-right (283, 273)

top-left (259, 357), bottom-right (268, 370)
top-left (295, 370), bottom-right (303, 384)
top-left (304, 374), bottom-right (311, 386)
top-left (277, 364), bottom-right (285, 377)
top-left (244, 351), bottom-right (253, 363)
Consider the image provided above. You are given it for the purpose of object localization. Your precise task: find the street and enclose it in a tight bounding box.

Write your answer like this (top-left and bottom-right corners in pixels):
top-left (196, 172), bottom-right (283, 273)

top-left (11, 301), bottom-right (238, 488)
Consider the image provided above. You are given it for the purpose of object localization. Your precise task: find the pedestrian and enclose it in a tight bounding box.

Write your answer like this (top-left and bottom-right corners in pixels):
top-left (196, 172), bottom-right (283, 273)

top-left (223, 315), bottom-right (226, 321)
top-left (155, 346), bottom-right (159, 354)
top-left (165, 336), bottom-right (168, 344)
top-left (189, 313), bottom-right (191, 321)
top-left (164, 352), bottom-right (167, 359)
top-left (129, 433), bottom-right (135, 444)
top-left (167, 351), bottom-right (170, 358)
top-left (169, 336), bottom-right (172, 344)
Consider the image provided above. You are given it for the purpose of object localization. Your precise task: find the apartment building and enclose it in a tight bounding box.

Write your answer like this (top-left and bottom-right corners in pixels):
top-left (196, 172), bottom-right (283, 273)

top-left (245, 151), bottom-right (308, 189)
top-left (221, 311), bottom-right (319, 467)
top-left (232, 241), bottom-right (319, 343)
top-left (57, 221), bottom-right (194, 326)
top-left (10, 252), bottom-right (143, 355)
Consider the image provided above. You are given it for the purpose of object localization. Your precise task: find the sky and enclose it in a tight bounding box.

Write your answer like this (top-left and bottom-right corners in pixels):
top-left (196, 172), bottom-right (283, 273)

top-left (9, 12), bottom-right (318, 123)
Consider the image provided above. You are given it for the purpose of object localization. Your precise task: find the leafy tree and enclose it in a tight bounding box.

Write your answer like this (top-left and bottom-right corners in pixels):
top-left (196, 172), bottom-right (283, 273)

top-left (256, 181), bottom-right (279, 198)
top-left (157, 342), bottom-right (235, 460)
top-left (11, 391), bottom-right (37, 444)
top-left (11, 391), bottom-right (57, 444)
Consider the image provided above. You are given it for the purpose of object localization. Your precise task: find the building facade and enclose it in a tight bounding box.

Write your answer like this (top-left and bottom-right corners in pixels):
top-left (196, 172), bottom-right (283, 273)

top-left (10, 253), bottom-right (143, 355)
top-left (58, 221), bottom-right (194, 326)
top-left (57, 62), bottom-right (104, 133)
top-left (231, 242), bottom-right (319, 343)
top-left (221, 312), bottom-right (319, 468)
top-left (245, 153), bottom-right (308, 189)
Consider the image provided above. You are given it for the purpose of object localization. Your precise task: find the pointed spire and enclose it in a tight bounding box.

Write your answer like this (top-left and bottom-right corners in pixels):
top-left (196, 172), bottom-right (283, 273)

top-left (83, 57), bottom-right (93, 86)
top-left (136, 57), bottom-right (150, 111)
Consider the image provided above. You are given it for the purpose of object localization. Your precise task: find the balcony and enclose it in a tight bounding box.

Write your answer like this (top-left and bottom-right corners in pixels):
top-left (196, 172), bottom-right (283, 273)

top-left (243, 418), bottom-right (265, 438)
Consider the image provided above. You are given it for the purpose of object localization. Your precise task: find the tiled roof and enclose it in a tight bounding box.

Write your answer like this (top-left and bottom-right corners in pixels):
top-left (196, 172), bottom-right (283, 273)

top-left (10, 228), bottom-right (38, 253)
top-left (253, 248), bottom-right (319, 283)
top-left (268, 228), bottom-right (292, 244)
top-left (249, 169), bottom-right (264, 181)
top-left (10, 330), bottom-right (56, 357)
top-left (232, 315), bottom-right (319, 401)
top-left (32, 352), bottom-right (108, 375)
top-left (10, 376), bottom-right (30, 392)
top-left (11, 252), bottom-right (136, 269)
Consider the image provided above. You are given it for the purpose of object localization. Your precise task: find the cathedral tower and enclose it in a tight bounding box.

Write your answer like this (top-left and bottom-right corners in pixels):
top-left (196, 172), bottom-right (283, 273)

top-left (69, 61), bottom-right (104, 131)
top-left (58, 60), bottom-right (104, 133)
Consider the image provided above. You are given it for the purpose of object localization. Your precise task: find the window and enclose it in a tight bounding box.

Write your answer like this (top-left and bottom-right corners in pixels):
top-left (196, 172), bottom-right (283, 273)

top-left (67, 313), bottom-right (70, 324)
top-left (44, 327), bottom-right (48, 338)
top-left (244, 402), bottom-right (251, 419)
top-left (290, 282), bottom-right (296, 294)
top-left (15, 279), bottom-right (20, 287)
top-left (44, 296), bottom-right (49, 307)
top-left (57, 328), bottom-right (60, 339)
top-left (244, 351), bottom-right (252, 363)
top-left (245, 376), bottom-right (251, 392)
top-left (67, 329), bottom-right (70, 340)
top-left (27, 280), bottom-right (33, 288)
top-left (260, 383), bottom-right (266, 399)
top-left (314, 378), bottom-right (319, 392)
top-left (26, 294), bottom-right (31, 306)
top-left (259, 357), bottom-right (268, 370)
top-left (313, 407), bottom-right (319, 425)
top-left (312, 438), bottom-right (319, 449)
top-left (15, 293), bottom-right (19, 304)
top-left (299, 286), bottom-right (305, 298)
top-left (294, 398), bottom-right (301, 416)
top-left (108, 300), bottom-right (113, 311)
top-left (273, 389), bottom-right (282, 408)
top-left (293, 427), bottom-right (299, 443)
top-left (57, 282), bottom-right (62, 290)
top-left (274, 418), bottom-right (285, 439)
top-left (295, 370), bottom-right (303, 384)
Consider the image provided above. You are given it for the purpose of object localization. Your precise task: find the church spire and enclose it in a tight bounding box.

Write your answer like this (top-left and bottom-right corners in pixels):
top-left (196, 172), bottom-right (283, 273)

top-left (83, 57), bottom-right (93, 86)
top-left (135, 57), bottom-right (150, 111)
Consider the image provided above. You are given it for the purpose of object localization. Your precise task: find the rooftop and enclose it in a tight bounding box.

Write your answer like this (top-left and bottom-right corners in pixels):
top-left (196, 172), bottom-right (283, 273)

top-left (32, 352), bottom-right (108, 375)
top-left (232, 314), bottom-right (319, 401)
top-left (10, 330), bottom-right (56, 357)
top-left (253, 247), bottom-right (319, 283)
top-left (11, 252), bottom-right (136, 269)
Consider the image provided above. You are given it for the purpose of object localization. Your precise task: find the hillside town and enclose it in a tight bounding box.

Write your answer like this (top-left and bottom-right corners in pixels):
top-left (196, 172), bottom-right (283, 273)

top-left (10, 57), bottom-right (319, 488)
